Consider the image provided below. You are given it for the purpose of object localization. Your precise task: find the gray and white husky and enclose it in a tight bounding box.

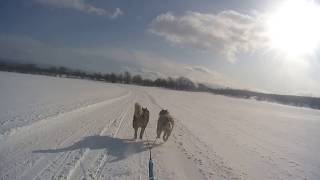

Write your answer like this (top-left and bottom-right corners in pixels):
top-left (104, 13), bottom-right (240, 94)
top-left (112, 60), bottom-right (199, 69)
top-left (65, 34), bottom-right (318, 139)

top-left (156, 109), bottom-right (174, 141)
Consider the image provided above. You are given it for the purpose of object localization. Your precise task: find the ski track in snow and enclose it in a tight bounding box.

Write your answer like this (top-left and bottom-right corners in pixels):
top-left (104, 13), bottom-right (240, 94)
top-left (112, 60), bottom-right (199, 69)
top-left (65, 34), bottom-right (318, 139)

top-left (0, 89), bottom-right (132, 180)
top-left (1, 71), bottom-right (320, 180)
top-left (0, 72), bottom-right (128, 136)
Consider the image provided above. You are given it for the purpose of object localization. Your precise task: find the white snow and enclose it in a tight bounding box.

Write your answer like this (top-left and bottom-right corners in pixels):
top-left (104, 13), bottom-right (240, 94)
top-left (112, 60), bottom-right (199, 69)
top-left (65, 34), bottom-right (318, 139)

top-left (0, 71), bottom-right (319, 180)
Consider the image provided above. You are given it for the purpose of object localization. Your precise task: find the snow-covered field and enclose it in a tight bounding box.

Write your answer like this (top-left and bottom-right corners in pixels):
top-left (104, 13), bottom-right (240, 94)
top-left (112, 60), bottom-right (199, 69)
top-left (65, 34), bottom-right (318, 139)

top-left (0, 71), bottom-right (319, 180)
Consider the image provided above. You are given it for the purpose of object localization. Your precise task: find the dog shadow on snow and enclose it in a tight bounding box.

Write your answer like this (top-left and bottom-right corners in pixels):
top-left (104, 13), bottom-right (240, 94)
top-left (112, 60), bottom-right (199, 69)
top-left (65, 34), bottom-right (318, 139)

top-left (33, 135), bottom-right (162, 163)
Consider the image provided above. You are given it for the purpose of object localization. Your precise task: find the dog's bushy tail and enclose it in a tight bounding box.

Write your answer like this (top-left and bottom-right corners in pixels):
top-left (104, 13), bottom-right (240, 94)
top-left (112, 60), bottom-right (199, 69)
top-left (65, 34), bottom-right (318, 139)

top-left (134, 102), bottom-right (142, 117)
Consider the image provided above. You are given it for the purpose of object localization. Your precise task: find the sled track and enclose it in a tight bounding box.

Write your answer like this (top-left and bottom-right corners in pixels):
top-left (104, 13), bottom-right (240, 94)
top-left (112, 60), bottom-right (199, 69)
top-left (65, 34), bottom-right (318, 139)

top-left (72, 93), bottom-right (136, 180)
top-left (89, 99), bottom-right (133, 180)
top-left (19, 91), bottom-right (134, 180)
top-left (144, 90), bottom-right (242, 179)
top-left (94, 104), bottom-right (132, 180)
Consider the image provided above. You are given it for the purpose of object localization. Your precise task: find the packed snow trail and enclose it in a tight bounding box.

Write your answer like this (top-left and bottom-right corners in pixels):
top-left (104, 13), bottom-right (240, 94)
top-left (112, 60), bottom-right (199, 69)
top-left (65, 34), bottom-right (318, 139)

top-left (0, 88), bottom-right (133, 179)
top-left (144, 87), bottom-right (320, 180)
top-left (1, 71), bottom-right (320, 180)
top-left (0, 72), bottom-right (129, 135)
top-left (0, 72), bottom-right (213, 180)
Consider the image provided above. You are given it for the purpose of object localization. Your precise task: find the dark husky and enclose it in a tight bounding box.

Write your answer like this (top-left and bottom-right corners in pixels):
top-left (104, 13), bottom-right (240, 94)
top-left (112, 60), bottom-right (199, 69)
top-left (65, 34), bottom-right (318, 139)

top-left (133, 103), bottom-right (149, 139)
top-left (156, 109), bottom-right (174, 141)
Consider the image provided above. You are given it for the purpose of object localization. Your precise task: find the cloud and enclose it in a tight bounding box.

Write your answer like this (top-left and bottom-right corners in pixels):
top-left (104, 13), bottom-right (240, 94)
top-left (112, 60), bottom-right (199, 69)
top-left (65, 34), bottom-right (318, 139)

top-left (75, 46), bottom-right (234, 86)
top-left (0, 34), bottom-right (236, 88)
top-left (185, 66), bottom-right (213, 74)
top-left (110, 50), bottom-right (235, 87)
top-left (149, 10), bottom-right (268, 61)
top-left (110, 8), bottom-right (123, 19)
top-left (34, 0), bottom-right (123, 18)
top-left (0, 34), bottom-right (129, 72)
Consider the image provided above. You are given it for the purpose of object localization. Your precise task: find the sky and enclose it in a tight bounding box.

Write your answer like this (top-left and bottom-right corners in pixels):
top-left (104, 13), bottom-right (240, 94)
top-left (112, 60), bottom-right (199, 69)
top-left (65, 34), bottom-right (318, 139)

top-left (1, 0), bottom-right (320, 96)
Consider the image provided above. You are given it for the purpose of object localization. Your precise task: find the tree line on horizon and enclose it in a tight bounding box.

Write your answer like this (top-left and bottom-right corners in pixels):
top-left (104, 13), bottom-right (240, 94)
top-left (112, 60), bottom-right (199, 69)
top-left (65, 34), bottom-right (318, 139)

top-left (1, 61), bottom-right (320, 110)
top-left (0, 61), bottom-right (197, 91)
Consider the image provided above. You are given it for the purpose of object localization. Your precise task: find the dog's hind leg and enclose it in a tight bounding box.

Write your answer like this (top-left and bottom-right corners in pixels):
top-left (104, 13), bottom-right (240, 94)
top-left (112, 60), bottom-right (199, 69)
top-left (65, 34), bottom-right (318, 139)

top-left (134, 128), bottom-right (138, 139)
top-left (163, 131), bottom-right (168, 141)
top-left (165, 130), bottom-right (172, 141)
top-left (156, 127), bottom-right (162, 138)
top-left (163, 129), bottom-right (172, 142)
top-left (140, 127), bottom-right (146, 139)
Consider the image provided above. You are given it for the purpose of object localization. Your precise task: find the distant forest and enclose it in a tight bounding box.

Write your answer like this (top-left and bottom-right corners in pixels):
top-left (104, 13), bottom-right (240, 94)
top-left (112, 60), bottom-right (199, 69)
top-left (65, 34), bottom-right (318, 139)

top-left (1, 61), bottom-right (320, 110)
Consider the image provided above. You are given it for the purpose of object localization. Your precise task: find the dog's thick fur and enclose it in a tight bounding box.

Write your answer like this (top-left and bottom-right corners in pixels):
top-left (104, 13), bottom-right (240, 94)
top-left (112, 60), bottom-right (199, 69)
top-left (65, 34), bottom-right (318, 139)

top-left (156, 109), bottom-right (174, 141)
top-left (133, 103), bottom-right (149, 139)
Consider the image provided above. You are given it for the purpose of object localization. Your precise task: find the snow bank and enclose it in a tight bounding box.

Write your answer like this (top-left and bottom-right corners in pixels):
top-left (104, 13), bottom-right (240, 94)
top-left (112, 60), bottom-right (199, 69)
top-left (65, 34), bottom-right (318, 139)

top-left (0, 71), bottom-right (128, 135)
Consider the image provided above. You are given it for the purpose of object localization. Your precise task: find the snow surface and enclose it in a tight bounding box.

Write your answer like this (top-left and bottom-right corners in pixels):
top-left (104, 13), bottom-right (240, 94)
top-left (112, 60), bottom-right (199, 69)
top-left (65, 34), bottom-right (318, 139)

top-left (0, 71), bottom-right (320, 180)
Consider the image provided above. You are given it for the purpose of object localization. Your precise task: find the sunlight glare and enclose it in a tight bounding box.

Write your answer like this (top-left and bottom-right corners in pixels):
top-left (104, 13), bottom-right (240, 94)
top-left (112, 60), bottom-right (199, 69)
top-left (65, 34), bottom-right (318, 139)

top-left (267, 0), bottom-right (320, 56)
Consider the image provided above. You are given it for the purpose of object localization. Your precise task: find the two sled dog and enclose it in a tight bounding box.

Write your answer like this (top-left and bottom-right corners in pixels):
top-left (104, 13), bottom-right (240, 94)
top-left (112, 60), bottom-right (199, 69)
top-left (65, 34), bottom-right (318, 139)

top-left (133, 102), bottom-right (174, 141)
